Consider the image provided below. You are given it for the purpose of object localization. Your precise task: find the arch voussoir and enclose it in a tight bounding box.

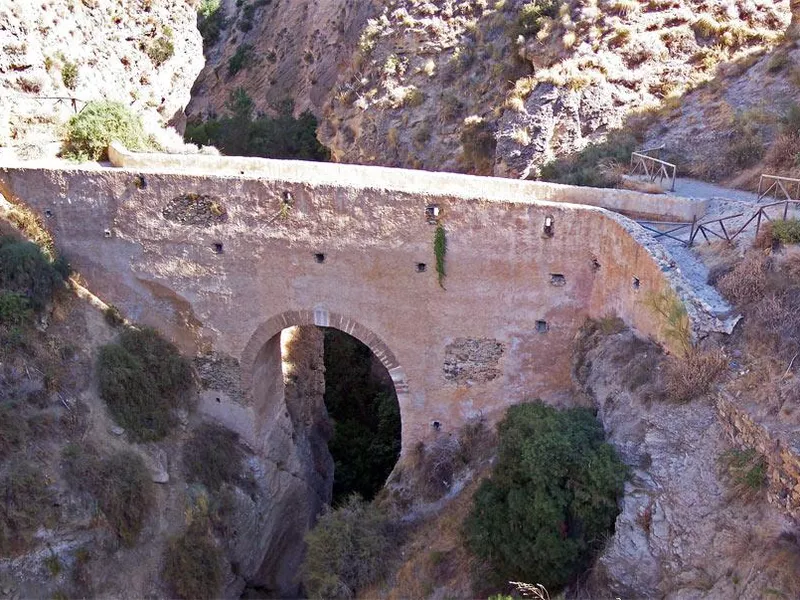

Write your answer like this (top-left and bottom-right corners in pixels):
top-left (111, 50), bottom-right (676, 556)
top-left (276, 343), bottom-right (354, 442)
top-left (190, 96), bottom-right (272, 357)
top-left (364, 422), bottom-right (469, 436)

top-left (241, 309), bottom-right (408, 404)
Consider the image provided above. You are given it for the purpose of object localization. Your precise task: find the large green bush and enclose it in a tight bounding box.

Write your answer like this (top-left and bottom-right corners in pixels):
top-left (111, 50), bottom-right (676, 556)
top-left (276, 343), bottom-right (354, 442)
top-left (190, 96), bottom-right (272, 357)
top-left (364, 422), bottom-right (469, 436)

top-left (97, 327), bottom-right (192, 441)
top-left (464, 402), bottom-right (627, 592)
top-left (302, 495), bottom-right (394, 599)
top-left (517, 1), bottom-right (561, 36)
top-left (61, 101), bottom-right (153, 161)
top-left (0, 237), bottom-right (68, 311)
top-left (185, 89), bottom-right (330, 161)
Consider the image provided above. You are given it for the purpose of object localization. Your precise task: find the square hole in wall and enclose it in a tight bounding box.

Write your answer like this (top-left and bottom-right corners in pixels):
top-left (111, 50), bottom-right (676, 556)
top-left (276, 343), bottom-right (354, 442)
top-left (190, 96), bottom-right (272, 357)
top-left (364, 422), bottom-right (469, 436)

top-left (536, 320), bottom-right (548, 333)
top-left (416, 263), bottom-right (427, 272)
top-left (314, 253), bottom-right (325, 263)
top-left (550, 273), bottom-right (566, 286)
top-left (591, 257), bottom-right (601, 271)
top-left (543, 215), bottom-right (554, 238)
top-left (632, 276), bottom-right (640, 290)
top-left (212, 242), bottom-right (224, 254)
top-left (425, 204), bottom-right (440, 223)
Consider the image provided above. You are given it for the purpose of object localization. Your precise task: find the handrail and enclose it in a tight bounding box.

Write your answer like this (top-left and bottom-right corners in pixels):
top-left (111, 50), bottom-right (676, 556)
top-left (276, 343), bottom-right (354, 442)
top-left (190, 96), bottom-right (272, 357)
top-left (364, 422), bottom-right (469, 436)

top-left (629, 152), bottom-right (677, 192)
top-left (6, 94), bottom-right (89, 114)
top-left (638, 200), bottom-right (800, 247)
top-left (637, 144), bottom-right (665, 158)
top-left (758, 174), bottom-right (800, 203)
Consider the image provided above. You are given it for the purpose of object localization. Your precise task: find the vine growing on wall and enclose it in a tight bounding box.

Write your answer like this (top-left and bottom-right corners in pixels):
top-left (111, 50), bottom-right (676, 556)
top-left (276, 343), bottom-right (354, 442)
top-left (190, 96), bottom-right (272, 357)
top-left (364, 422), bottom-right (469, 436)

top-left (434, 222), bottom-right (446, 289)
top-left (645, 289), bottom-right (691, 355)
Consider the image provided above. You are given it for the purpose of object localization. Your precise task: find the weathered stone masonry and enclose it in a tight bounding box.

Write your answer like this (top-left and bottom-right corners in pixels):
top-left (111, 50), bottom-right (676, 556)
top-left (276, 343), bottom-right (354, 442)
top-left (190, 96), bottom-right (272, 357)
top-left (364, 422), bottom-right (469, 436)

top-left (0, 149), bottom-right (727, 461)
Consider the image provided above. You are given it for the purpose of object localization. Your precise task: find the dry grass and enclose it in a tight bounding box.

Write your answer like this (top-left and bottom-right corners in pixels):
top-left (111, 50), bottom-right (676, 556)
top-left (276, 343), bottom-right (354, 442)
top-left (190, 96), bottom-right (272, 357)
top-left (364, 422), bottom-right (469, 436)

top-left (717, 252), bottom-right (770, 306)
top-left (367, 474), bottom-right (491, 600)
top-left (664, 349), bottom-right (727, 403)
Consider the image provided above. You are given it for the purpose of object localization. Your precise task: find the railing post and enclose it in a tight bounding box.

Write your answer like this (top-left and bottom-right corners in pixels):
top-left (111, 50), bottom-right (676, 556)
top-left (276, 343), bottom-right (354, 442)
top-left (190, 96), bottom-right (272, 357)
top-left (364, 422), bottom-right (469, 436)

top-left (688, 215), bottom-right (697, 247)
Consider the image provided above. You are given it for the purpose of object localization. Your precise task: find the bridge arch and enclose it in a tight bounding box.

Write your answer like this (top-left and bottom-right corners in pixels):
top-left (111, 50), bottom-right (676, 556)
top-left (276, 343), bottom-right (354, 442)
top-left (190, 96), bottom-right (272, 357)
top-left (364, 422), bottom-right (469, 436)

top-left (240, 308), bottom-right (410, 452)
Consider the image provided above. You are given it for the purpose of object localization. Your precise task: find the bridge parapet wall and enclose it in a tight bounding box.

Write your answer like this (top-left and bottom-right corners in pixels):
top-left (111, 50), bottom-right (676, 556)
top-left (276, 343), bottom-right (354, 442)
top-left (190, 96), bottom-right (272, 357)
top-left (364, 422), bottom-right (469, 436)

top-left (108, 143), bottom-right (707, 222)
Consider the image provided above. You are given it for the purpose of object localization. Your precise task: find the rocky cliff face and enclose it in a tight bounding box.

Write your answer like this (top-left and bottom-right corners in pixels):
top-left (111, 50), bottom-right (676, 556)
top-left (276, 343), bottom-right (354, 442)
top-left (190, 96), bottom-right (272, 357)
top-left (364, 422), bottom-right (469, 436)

top-left (310, 0), bottom-right (790, 177)
top-left (576, 327), bottom-right (800, 599)
top-left (0, 0), bottom-right (203, 155)
top-left (185, 0), bottom-right (378, 120)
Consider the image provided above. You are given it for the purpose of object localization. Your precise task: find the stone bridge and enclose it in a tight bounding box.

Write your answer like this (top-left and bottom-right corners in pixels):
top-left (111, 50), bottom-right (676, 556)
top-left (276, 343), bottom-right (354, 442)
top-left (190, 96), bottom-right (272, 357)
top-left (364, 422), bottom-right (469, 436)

top-left (0, 145), bottom-right (723, 459)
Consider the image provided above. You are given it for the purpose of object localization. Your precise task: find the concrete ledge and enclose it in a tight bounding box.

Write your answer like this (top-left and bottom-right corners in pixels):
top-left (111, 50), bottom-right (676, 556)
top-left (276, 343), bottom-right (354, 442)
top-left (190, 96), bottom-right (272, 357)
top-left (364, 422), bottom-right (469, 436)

top-left (108, 143), bottom-right (706, 223)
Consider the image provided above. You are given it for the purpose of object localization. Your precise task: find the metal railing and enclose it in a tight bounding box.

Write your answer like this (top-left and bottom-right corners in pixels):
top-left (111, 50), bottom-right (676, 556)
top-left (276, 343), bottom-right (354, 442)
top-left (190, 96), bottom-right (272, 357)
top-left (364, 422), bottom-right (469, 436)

top-left (638, 200), bottom-right (800, 247)
top-left (757, 174), bottom-right (800, 203)
top-left (8, 94), bottom-right (89, 114)
top-left (629, 151), bottom-right (677, 191)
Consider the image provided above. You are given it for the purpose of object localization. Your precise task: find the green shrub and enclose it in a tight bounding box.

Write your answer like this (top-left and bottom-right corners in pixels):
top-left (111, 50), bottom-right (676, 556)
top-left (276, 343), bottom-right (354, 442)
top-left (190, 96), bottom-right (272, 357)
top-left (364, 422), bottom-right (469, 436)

top-left (103, 304), bottom-right (124, 327)
top-left (517, 1), bottom-right (561, 37)
top-left (720, 447), bottom-right (766, 496)
top-left (0, 460), bottom-right (56, 555)
top-left (460, 117), bottom-right (496, 175)
top-left (63, 445), bottom-right (154, 545)
top-left (144, 35), bottom-right (175, 66)
top-left (185, 90), bottom-right (330, 161)
top-left (725, 113), bottom-right (765, 169)
top-left (162, 520), bottom-right (223, 600)
top-left (302, 495), bottom-right (394, 599)
top-left (97, 327), bottom-right (192, 442)
top-left (96, 451), bottom-right (154, 546)
top-left (540, 130), bottom-right (637, 188)
top-left (183, 423), bottom-right (244, 492)
top-left (781, 103), bottom-right (800, 136)
top-left (0, 238), bottom-right (67, 311)
top-left (0, 292), bottom-right (32, 326)
top-left (61, 101), bottom-right (153, 161)
top-left (464, 402), bottom-right (627, 592)
top-left (0, 403), bottom-right (28, 459)
top-left (61, 60), bottom-right (79, 90)
top-left (772, 218), bottom-right (800, 244)
top-left (228, 43), bottom-right (253, 76)
top-left (198, 0), bottom-right (226, 48)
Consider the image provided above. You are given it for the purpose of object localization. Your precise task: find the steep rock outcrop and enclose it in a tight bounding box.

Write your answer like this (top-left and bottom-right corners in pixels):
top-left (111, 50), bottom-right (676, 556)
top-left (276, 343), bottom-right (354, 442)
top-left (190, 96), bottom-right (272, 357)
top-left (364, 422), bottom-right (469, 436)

top-left (208, 325), bottom-right (333, 597)
top-left (311, 0), bottom-right (789, 178)
top-left (0, 0), bottom-right (203, 154)
top-left (576, 327), bottom-right (800, 598)
top-left (186, 0), bottom-right (377, 120)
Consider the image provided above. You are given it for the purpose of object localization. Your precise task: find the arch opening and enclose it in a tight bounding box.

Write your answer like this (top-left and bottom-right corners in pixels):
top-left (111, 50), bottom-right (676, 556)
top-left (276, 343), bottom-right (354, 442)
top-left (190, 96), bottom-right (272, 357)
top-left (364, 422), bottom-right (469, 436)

top-left (241, 310), bottom-right (408, 503)
top-left (319, 327), bottom-right (400, 503)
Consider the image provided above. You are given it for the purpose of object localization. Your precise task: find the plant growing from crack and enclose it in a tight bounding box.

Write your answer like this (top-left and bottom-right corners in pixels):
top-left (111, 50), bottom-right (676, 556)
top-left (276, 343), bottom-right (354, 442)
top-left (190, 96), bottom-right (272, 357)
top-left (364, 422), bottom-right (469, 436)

top-left (434, 222), bottom-right (446, 289)
top-left (645, 289), bottom-right (691, 355)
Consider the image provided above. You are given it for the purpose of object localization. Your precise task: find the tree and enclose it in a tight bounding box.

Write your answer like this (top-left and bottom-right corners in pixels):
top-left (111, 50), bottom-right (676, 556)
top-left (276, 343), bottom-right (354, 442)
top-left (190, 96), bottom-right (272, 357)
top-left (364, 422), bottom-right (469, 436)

top-left (464, 402), bottom-right (627, 592)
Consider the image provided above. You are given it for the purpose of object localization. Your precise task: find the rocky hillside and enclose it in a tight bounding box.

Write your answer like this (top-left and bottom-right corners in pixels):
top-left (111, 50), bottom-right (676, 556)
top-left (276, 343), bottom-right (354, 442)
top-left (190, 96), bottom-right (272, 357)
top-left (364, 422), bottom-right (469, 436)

top-left (314, 0), bottom-right (789, 176)
top-left (0, 202), bottom-right (334, 598)
top-left (0, 0), bottom-right (203, 157)
top-left (186, 0), bottom-right (378, 119)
